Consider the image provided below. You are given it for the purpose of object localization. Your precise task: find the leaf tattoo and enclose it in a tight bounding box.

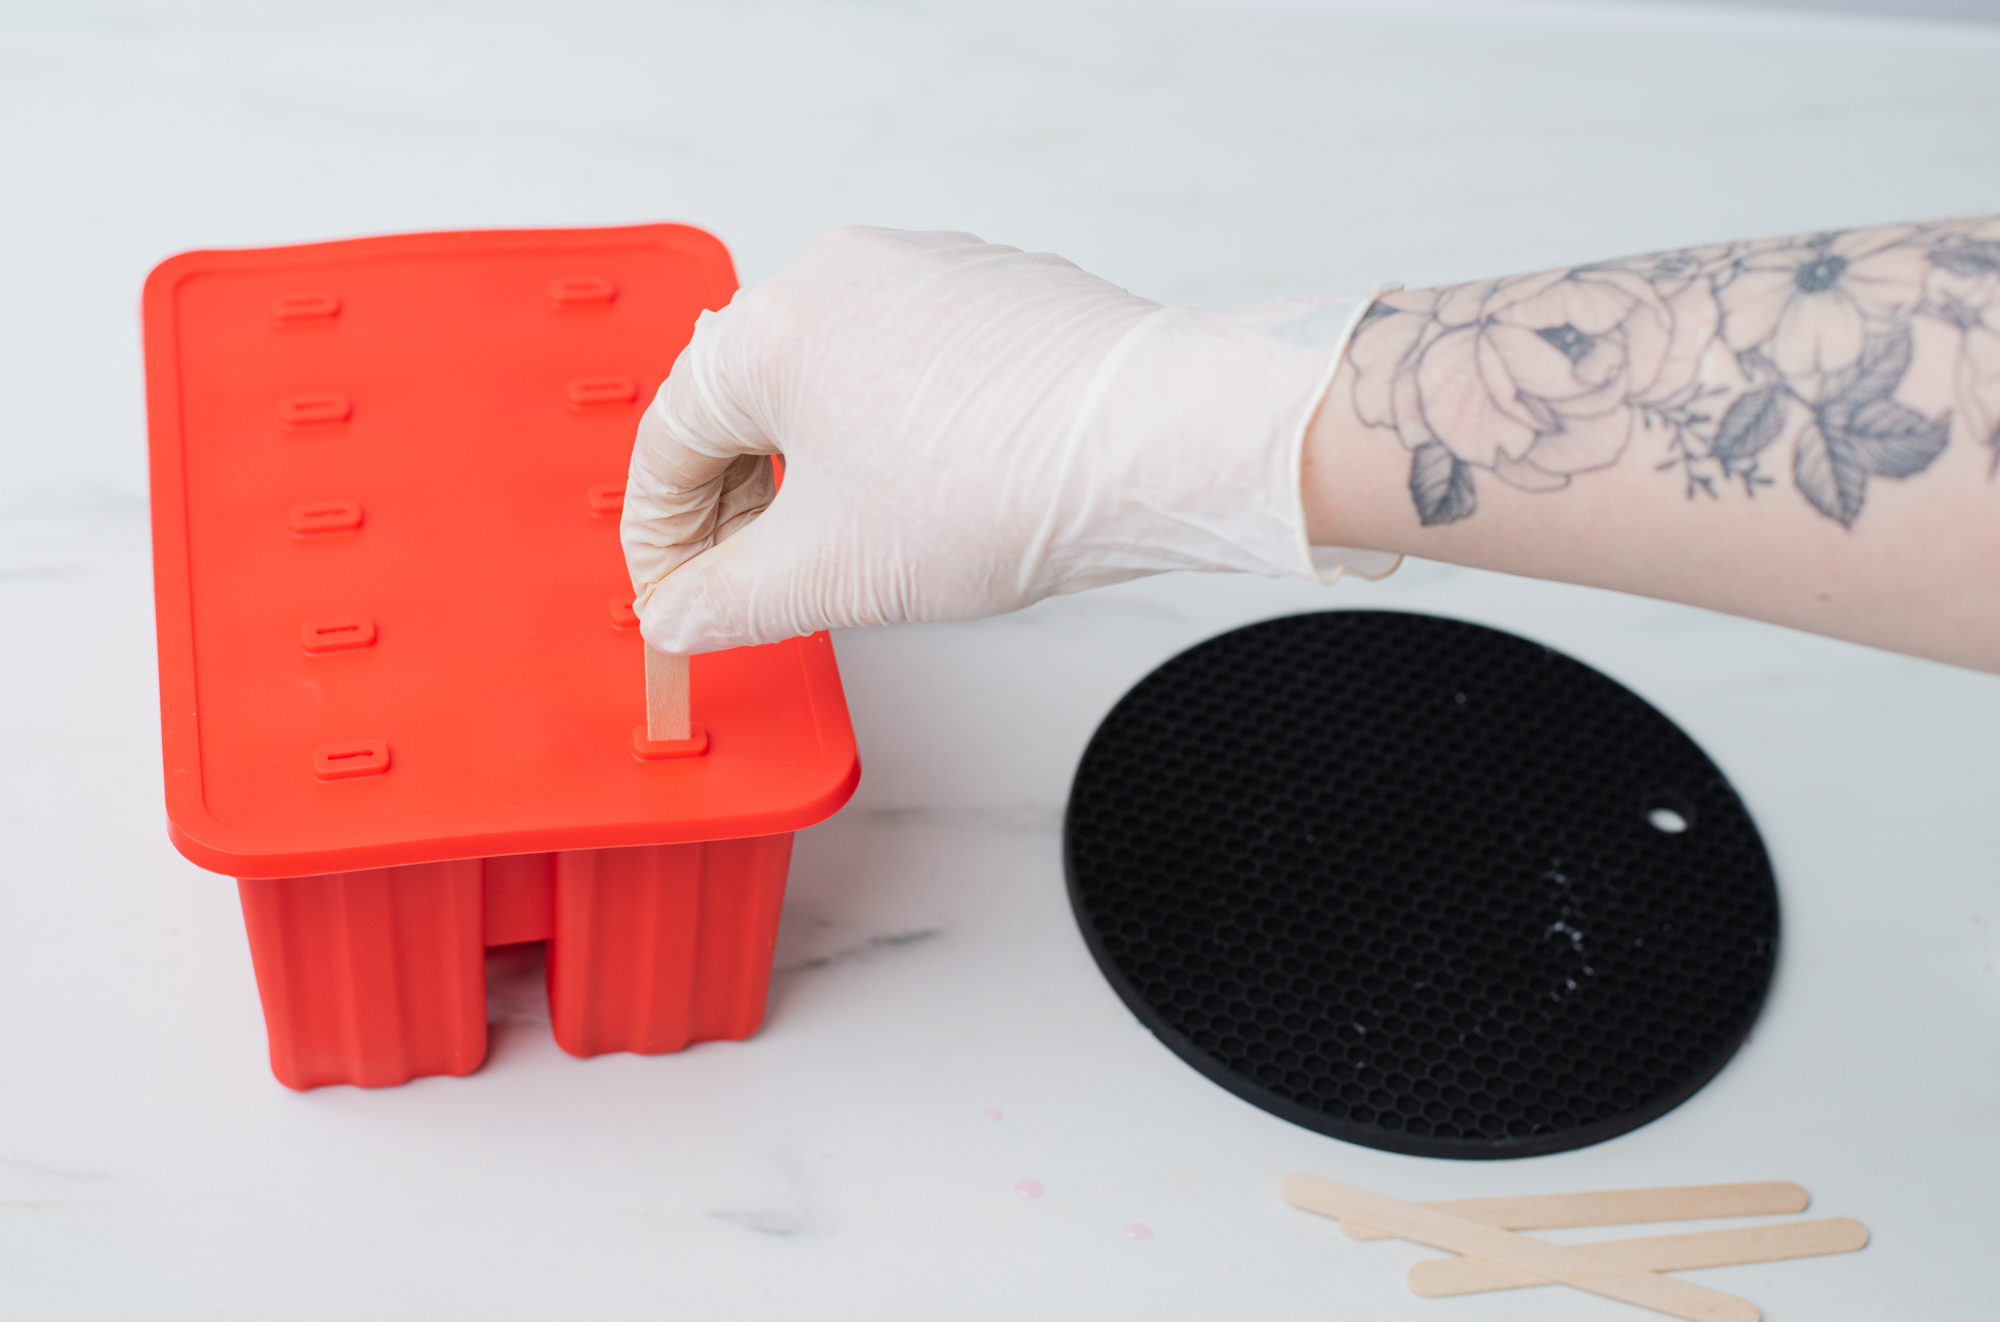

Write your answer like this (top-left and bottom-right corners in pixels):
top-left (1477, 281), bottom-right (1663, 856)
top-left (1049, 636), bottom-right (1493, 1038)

top-left (1793, 425), bottom-right (1869, 527)
top-left (1346, 218), bottom-right (1997, 531)
top-left (1832, 323), bottom-right (1914, 404)
top-left (1410, 440), bottom-right (1477, 525)
top-left (1929, 239), bottom-right (2000, 277)
top-left (1826, 397), bottom-right (1951, 479)
top-left (1792, 326), bottom-right (1951, 525)
top-left (1710, 387), bottom-right (1785, 471)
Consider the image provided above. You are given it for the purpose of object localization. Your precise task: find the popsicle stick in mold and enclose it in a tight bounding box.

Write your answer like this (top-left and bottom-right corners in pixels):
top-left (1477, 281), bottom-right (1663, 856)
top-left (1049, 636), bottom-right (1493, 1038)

top-left (1280, 1174), bottom-right (1760, 1322)
top-left (646, 646), bottom-right (691, 742)
top-left (1341, 1182), bottom-right (1809, 1240)
top-left (1408, 1217), bottom-right (1868, 1298)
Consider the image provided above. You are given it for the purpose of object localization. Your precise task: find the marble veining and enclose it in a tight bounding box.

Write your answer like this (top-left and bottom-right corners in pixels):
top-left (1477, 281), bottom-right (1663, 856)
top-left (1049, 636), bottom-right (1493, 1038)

top-left (3, 2), bottom-right (1998, 1318)
top-left (773, 927), bottom-right (947, 980)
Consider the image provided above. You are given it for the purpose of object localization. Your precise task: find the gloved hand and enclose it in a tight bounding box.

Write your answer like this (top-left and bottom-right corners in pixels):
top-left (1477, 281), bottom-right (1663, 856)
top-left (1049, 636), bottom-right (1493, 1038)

top-left (622, 226), bottom-right (1397, 655)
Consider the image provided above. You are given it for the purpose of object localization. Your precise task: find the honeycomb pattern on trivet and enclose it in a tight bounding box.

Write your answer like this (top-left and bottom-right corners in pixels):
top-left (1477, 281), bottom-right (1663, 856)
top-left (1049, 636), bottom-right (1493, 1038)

top-left (1063, 611), bottom-right (1778, 1159)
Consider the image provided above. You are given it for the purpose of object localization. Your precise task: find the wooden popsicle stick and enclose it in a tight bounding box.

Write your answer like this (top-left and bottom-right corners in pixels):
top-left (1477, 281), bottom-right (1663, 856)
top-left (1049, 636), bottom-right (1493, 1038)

top-left (1409, 1217), bottom-right (1869, 1297)
top-left (645, 646), bottom-right (690, 742)
top-left (1342, 1182), bottom-right (1809, 1241)
top-left (1281, 1174), bottom-right (1759, 1322)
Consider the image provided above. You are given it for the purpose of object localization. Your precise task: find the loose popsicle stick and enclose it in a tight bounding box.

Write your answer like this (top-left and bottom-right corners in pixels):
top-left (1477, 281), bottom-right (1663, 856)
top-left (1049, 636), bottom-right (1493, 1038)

top-left (1281, 1174), bottom-right (1759, 1322)
top-left (1342, 1182), bottom-right (1809, 1241)
top-left (1409, 1217), bottom-right (1869, 1297)
top-left (645, 646), bottom-right (691, 742)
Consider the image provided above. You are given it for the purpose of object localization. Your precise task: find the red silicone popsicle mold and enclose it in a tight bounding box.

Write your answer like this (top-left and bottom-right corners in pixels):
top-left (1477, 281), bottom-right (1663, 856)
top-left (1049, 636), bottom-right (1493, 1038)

top-left (144, 224), bottom-right (860, 1090)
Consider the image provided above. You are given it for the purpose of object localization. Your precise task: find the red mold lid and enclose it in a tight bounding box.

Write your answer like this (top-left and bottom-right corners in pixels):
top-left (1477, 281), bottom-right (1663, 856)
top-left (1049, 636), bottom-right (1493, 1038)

top-left (144, 224), bottom-right (858, 879)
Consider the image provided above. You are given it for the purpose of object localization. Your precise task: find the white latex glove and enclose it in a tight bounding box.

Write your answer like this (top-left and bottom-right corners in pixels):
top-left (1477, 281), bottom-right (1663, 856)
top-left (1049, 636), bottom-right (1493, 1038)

top-left (622, 226), bottom-right (1397, 655)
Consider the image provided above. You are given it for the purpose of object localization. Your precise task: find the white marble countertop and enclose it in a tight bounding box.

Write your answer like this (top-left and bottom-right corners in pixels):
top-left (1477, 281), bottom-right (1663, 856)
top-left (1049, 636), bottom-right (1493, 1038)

top-left (3, 1), bottom-right (1998, 1317)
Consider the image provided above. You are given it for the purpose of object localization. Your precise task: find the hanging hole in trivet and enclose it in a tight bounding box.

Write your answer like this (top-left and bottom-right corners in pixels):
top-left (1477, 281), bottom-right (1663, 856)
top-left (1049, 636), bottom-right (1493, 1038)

top-left (1645, 795), bottom-right (1697, 836)
top-left (1063, 611), bottom-right (1779, 1160)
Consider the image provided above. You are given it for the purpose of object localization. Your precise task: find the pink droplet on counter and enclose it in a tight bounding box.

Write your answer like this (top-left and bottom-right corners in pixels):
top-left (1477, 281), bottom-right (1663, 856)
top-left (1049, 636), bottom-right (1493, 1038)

top-left (983, 1108), bottom-right (1003, 1122)
top-left (1123, 1222), bottom-right (1154, 1241)
top-left (1015, 1178), bottom-right (1044, 1200)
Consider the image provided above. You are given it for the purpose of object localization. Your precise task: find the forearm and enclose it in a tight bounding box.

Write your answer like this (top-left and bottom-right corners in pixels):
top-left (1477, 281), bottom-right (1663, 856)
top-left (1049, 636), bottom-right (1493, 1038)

top-left (1304, 218), bottom-right (2000, 672)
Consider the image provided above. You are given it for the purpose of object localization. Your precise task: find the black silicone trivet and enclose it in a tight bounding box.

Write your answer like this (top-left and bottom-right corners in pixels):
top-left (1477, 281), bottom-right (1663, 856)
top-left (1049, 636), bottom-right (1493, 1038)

top-left (1063, 611), bottom-right (1778, 1159)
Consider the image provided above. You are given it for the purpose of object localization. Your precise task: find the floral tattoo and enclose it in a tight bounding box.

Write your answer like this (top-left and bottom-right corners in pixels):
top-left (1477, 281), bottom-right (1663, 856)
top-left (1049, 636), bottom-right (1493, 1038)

top-left (1347, 218), bottom-right (2000, 528)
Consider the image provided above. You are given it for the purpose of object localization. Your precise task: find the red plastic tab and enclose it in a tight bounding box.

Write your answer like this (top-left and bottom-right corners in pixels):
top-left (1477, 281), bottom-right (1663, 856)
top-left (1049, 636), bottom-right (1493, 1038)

top-left (632, 724), bottom-right (708, 760)
top-left (301, 616), bottom-right (376, 655)
top-left (568, 375), bottom-right (638, 408)
top-left (313, 740), bottom-right (390, 781)
top-left (550, 277), bottom-right (617, 307)
top-left (279, 392), bottom-right (352, 427)
top-left (609, 598), bottom-right (640, 629)
top-left (288, 500), bottom-right (363, 535)
top-left (271, 292), bottom-right (341, 322)
top-left (586, 481), bottom-right (625, 514)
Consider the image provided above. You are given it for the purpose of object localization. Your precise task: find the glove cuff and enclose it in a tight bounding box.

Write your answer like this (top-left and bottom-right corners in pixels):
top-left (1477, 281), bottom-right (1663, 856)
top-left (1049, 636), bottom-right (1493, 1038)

top-left (1286, 284), bottom-right (1405, 586)
top-left (1068, 289), bottom-right (1404, 587)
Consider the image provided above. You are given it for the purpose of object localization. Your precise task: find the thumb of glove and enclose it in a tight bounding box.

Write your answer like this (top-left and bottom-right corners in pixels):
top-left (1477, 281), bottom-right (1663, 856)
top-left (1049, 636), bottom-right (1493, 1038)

top-left (635, 474), bottom-right (852, 655)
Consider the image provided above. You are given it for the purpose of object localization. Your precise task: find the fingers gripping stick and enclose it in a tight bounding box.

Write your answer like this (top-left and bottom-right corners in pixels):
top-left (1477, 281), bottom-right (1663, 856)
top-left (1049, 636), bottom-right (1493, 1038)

top-left (633, 647), bottom-right (707, 759)
top-left (616, 227), bottom-right (1391, 656)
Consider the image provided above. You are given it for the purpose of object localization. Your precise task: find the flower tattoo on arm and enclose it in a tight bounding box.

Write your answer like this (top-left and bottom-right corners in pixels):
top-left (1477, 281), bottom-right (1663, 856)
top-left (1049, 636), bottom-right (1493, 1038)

top-left (1347, 218), bottom-right (2000, 528)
